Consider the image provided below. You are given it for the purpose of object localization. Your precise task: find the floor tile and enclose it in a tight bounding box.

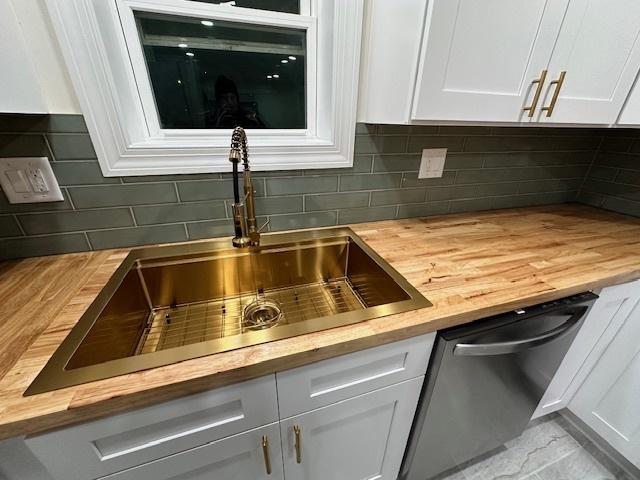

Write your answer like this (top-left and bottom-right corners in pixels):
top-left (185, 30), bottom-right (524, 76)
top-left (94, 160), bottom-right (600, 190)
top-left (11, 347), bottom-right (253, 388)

top-left (435, 414), bottom-right (632, 480)
top-left (537, 448), bottom-right (616, 480)
top-left (455, 417), bottom-right (581, 480)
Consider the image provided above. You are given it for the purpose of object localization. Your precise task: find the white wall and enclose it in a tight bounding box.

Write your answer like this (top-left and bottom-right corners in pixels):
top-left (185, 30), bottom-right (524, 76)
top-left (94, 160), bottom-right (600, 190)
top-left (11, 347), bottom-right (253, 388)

top-left (1, 0), bottom-right (80, 114)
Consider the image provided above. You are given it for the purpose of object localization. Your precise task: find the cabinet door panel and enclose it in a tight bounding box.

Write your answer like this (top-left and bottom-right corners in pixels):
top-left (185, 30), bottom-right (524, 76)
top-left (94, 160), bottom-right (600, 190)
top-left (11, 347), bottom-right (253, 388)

top-left (412, 0), bottom-right (569, 122)
top-left (281, 377), bottom-right (424, 480)
top-left (26, 375), bottom-right (278, 480)
top-left (540, 0), bottom-right (640, 124)
top-left (570, 297), bottom-right (640, 467)
top-left (277, 333), bottom-right (433, 418)
top-left (102, 423), bottom-right (284, 480)
top-left (533, 280), bottom-right (640, 419)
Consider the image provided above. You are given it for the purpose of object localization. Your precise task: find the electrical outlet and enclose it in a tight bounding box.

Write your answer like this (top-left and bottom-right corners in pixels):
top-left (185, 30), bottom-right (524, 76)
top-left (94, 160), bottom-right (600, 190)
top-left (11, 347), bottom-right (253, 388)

top-left (418, 148), bottom-right (447, 179)
top-left (0, 157), bottom-right (63, 203)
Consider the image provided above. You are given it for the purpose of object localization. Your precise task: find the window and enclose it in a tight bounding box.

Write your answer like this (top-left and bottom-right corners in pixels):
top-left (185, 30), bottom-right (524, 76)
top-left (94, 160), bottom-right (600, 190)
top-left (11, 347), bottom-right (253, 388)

top-left (47, 0), bottom-right (363, 175)
top-left (135, 12), bottom-right (307, 129)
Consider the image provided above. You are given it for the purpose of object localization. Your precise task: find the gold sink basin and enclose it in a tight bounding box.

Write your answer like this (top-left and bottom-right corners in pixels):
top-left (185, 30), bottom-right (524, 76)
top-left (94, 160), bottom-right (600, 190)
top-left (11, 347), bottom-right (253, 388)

top-left (26, 228), bottom-right (431, 395)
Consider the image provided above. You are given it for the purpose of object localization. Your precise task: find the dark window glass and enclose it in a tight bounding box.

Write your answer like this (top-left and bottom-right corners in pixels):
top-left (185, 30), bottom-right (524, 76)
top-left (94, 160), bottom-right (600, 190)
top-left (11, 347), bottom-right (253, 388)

top-left (135, 12), bottom-right (306, 129)
top-left (192, 0), bottom-right (299, 14)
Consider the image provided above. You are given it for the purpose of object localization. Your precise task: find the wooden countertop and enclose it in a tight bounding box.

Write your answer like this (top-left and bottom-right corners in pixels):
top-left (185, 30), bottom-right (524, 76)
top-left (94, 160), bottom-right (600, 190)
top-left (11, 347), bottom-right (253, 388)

top-left (1, 204), bottom-right (639, 440)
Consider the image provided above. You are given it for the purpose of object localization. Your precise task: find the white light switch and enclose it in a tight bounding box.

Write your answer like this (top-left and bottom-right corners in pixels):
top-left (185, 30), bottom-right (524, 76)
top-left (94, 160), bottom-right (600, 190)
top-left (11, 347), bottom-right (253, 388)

top-left (418, 148), bottom-right (447, 179)
top-left (0, 157), bottom-right (63, 203)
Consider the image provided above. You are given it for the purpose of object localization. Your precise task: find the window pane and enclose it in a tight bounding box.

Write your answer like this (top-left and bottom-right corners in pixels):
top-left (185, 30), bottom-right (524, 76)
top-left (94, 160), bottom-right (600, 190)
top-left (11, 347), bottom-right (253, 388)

top-left (191, 0), bottom-right (299, 15)
top-left (135, 12), bottom-right (306, 129)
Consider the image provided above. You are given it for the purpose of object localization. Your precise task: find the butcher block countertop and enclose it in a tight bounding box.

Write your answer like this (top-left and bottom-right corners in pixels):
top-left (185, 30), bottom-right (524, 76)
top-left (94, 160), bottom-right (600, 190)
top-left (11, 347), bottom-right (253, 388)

top-left (1, 204), bottom-right (639, 440)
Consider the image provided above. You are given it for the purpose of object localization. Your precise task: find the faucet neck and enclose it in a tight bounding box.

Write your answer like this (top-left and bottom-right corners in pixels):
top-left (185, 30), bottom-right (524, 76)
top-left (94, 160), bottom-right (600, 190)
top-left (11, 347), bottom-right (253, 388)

top-left (229, 127), bottom-right (259, 248)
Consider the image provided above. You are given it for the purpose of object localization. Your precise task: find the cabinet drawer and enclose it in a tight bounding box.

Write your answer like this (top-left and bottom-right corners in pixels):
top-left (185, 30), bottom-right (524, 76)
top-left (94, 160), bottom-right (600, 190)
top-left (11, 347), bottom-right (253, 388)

top-left (26, 375), bottom-right (278, 480)
top-left (100, 422), bottom-right (283, 480)
top-left (276, 333), bottom-right (434, 418)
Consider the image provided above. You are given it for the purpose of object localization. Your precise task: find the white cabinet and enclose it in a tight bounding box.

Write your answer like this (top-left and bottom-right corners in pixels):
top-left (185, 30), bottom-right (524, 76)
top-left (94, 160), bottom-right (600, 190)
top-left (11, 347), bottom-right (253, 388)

top-left (539, 0), bottom-right (640, 124)
top-left (276, 333), bottom-right (434, 418)
top-left (0, 1), bottom-right (47, 113)
top-left (413, 0), bottom-right (640, 125)
top-left (533, 280), bottom-right (640, 419)
top-left (25, 335), bottom-right (434, 480)
top-left (26, 376), bottom-right (279, 480)
top-left (412, 0), bottom-right (568, 123)
top-left (360, 0), bottom-right (640, 126)
top-left (280, 377), bottom-right (424, 480)
top-left (619, 75), bottom-right (640, 125)
top-left (101, 423), bottom-right (284, 480)
top-left (569, 283), bottom-right (640, 468)
top-left (357, 0), bottom-right (428, 124)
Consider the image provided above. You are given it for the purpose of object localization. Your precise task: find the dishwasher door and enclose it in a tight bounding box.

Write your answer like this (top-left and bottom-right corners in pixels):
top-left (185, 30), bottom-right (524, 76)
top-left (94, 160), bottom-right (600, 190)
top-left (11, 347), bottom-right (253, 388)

top-left (400, 293), bottom-right (597, 480)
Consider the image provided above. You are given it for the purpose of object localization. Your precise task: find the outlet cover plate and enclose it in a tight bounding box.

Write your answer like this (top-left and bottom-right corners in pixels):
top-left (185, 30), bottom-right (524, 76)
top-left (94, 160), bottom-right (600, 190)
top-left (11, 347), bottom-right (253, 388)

top-left (418, 148), bottom-right (447, 179)
top-left (0, 157), bottom-right (64, 204)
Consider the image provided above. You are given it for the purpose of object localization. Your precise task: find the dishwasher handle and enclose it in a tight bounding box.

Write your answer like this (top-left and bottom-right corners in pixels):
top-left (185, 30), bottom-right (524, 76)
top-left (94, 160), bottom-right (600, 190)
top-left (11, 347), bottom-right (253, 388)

top-left (453, 306), bottom-right (588, 357)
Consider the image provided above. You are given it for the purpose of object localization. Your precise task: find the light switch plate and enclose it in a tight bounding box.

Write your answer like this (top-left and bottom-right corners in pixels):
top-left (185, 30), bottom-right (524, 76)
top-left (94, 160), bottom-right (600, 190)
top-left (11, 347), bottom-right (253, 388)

top-left (418, 148), bottom-right (447, 179)
top-left (0, 157), bottom-right (64, 203)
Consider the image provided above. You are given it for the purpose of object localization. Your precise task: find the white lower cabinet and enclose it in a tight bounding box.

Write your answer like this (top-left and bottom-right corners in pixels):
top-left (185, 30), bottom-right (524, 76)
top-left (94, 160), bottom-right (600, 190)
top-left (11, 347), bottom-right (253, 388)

top-left (25, 335), bottom-right (433, 480)
top-left (280, 376), bottom-right (424, 480)
top-left (100, 422), bottom-right (283, 480)
top-left (569, 286), bottom-right (640, 468)
top-left (533, 280), bottom-right (640, 418)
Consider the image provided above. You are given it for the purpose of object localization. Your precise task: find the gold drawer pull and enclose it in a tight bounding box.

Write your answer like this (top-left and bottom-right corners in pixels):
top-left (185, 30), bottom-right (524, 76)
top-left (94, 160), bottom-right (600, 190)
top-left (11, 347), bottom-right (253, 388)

top-left (541, 71), bottom-right (566, 117)
top-left (294, 425), bottom-right (302, 464)
top-left (262, 435), bottom-right (272, 475)
top-left (523, 69), bottom-right (548, 117)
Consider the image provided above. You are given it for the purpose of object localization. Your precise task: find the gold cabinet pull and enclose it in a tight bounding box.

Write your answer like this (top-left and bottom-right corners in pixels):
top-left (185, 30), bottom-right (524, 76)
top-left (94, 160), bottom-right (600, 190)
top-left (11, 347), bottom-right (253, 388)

top-left (541, 71), bottom-right (566, 117)
top-left (293, 425), bottom-right (302, 464)
top-left (262, 435), bottom-right (272, 475)
top-left (523, 69), bottom-right (548, 117)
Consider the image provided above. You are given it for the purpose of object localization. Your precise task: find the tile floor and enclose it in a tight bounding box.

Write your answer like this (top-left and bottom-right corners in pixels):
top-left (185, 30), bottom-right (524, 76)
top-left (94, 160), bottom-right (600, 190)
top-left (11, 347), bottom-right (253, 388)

top-left (435, 413), bottom-right (639, 480)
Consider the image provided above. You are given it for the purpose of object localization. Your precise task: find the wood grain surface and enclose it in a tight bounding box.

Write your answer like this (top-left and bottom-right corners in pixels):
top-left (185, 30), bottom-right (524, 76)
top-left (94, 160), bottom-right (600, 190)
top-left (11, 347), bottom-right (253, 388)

top-left (0, 204), bottom-right (639, 440)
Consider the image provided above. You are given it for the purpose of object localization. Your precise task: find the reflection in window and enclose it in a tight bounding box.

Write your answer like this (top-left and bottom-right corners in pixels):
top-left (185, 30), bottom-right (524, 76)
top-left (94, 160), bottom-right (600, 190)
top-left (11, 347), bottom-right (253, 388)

top-left (192, 0), bottom-right (300, 15)
top-left (135, 12), bottom-right (306, 129)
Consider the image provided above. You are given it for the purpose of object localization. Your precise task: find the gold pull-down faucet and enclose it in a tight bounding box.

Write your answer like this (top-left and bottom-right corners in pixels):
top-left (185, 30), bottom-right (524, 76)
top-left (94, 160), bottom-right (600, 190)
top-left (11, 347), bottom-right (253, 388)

top-left (228, 127), bottom-right (266, 248)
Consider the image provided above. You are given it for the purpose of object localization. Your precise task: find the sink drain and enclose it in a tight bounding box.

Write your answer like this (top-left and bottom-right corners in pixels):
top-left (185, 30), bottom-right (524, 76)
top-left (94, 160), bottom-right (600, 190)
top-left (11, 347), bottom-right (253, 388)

top-left (243, 299), bottom-right (283, 330)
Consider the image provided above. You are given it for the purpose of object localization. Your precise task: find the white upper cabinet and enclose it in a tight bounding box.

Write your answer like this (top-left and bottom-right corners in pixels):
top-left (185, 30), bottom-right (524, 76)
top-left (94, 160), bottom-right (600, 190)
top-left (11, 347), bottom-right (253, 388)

top-left (360, 0), bottom-right (640, 126)
top-left (618, 78), bottom-right (640, 125)
top-left (412, 0), bottom-right (568, 123)
top-left (0, 1), bottom-right (47, 114)
top-left (537, 0), bottom-right (640, 124)
top-left (357, 0), bottom-right (428, 124)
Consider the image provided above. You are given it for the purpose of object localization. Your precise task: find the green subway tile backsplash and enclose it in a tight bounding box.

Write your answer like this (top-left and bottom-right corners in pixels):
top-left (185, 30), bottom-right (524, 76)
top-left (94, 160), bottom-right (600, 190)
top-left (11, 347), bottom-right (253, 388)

top-left (0, 216), bottom-right (22, 238)
top-left (18, 208), bottom-right (134, 235)
top-left (1, 113), bottom-right (638, 260)
top-left (87, 224), bottom-right (188, 250)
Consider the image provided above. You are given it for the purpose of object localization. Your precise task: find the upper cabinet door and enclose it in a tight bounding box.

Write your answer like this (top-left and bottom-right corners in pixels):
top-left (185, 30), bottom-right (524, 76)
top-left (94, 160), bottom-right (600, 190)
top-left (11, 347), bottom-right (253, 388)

top-left (411, 0), bottom-right (569, 122)
top-left (537, 0), bottom-right (640, 124)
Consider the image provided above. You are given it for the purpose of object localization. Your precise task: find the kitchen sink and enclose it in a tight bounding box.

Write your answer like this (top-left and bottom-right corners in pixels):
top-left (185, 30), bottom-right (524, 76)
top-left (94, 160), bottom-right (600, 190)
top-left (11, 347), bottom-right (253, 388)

top-left (26, 228), bottom-right (431, 395)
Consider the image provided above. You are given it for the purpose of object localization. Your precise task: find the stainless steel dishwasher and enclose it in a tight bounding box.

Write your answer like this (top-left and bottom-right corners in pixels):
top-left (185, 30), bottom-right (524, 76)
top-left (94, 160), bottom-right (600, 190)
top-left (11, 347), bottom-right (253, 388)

top-left (400, 292), bottom-right (598, 480)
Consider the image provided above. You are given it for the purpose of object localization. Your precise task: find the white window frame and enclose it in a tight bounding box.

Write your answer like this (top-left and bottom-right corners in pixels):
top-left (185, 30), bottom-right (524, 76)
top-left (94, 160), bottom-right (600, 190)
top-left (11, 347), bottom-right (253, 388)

top-left (45, 0), bottom-right (364, 176)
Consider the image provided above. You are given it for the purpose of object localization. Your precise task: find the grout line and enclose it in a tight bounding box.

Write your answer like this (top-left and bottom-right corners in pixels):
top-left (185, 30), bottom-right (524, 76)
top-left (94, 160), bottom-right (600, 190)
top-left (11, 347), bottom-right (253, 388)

top-left (43, 134), bottom-right (56, 162)
top-left (129, 207), bottom-right (138, 227)
top-left (64, 187), bottom-right (77, 210)
top-left (183, 223), bottom-right (189, 239)
top-left (83, 232), bottom-right (93, 250)
top-left (577, 135), bottom-right (605, 201)
top-left (173, 182), bottom-right (181, 202)
top-left (13, 214), bottom-right (27, 237)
